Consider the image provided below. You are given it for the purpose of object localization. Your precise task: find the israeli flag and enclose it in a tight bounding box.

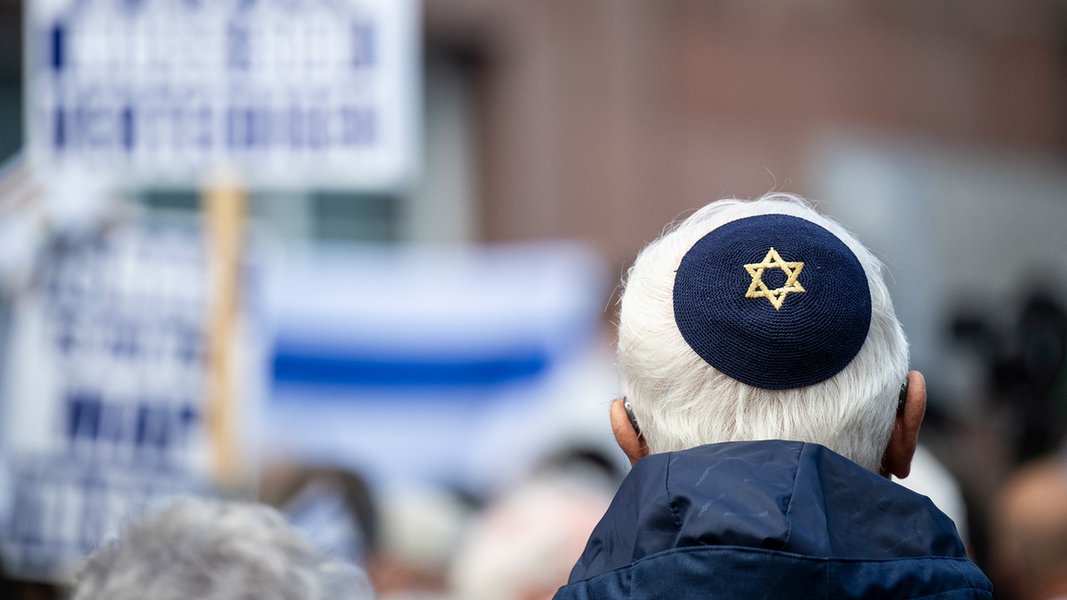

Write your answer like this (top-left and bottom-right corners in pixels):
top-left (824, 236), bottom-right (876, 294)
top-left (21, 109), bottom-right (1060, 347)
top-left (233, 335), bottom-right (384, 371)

top-left (261, 241), bottom-right (615, 493)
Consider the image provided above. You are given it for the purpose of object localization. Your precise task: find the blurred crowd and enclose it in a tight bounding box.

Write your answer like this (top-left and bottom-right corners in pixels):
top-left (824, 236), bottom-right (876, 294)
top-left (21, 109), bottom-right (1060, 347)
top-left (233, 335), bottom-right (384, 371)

top-left (0, 443), bottom-right (622, 600)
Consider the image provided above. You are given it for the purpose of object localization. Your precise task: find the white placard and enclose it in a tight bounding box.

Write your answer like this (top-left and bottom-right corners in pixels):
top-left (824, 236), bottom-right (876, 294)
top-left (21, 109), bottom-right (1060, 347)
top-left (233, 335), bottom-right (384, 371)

top-left (24, 0), bottom-right (420, 190)
top-left (0, 217), bottom-right (259, 582)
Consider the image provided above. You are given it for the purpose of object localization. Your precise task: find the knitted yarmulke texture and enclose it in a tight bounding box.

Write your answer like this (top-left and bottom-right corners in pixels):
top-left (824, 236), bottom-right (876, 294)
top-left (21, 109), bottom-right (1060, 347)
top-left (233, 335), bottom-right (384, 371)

top-left (672, 214), bottom-right (872, 389)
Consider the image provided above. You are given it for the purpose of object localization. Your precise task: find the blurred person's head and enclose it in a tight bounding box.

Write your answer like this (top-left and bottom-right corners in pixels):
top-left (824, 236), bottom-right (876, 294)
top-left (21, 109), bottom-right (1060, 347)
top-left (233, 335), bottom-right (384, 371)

top-left (614, 193), bottom-right (923, 475)
top-left (992, 454), bottom-right (1067, 600)
top-left (367, 484), bottom-right (471, 600)
top-left (449, 470), bottom-right (613, 600)
top-left (71, 497), bottom-right (375, 600)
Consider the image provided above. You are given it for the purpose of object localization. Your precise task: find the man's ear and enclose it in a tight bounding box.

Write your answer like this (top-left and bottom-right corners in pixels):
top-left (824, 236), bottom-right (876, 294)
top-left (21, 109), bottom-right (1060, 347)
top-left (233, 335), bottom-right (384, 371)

top-left (880, 370), bottom-right (927, 479)
top-left (610, 398), bottom-right (649, 466)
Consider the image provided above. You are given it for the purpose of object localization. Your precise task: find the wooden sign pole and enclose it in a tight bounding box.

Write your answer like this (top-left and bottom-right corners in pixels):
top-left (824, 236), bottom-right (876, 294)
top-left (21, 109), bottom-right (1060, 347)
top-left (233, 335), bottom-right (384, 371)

top-left (203, 177), bottom-right (246, 488)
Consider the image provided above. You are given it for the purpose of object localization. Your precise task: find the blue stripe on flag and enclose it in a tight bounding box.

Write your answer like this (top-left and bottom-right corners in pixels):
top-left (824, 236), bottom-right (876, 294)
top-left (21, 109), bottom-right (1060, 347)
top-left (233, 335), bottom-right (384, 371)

top-left (271, 347), bottom-right (552, 389)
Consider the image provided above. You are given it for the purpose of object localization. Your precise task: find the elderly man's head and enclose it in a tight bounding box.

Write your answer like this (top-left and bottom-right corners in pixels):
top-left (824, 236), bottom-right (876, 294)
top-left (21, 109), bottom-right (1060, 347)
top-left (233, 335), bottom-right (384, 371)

top-left (72, 497), bottom-right (375, 600)
top-left (613, 193), bottom-right (922, 475)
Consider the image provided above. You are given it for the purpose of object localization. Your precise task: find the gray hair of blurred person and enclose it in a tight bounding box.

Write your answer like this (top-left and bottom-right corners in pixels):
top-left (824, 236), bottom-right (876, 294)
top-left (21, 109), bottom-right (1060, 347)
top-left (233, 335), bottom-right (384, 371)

top-left (71, 497), bottom-right (376, 600)
top-left (618, 193), bottom-right (909, 472)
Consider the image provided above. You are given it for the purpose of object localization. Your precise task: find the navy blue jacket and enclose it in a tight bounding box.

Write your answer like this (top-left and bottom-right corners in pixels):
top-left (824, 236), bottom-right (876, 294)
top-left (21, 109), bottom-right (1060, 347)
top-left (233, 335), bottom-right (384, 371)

top-left (554, 441), bottom-right (992, 599)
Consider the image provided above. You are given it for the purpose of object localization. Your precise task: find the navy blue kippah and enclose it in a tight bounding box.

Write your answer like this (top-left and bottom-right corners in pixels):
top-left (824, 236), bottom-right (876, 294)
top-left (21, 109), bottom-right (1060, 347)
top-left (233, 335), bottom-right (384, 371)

top-left (672, 213), bottom-right (872, 389)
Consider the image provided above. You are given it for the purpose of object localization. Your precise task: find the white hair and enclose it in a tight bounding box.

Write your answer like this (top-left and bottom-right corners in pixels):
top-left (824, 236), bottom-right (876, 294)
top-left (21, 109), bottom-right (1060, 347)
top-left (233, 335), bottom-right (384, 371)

top-left (618, 193), bottom-right (908, 472)
top-left (71, 497), bottom-right (376, 600)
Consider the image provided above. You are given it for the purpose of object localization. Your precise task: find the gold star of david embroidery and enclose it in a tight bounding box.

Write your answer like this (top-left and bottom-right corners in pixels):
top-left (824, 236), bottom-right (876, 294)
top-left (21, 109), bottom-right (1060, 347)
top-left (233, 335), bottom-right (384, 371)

top-left (744, 247), bottom-right (805, 310)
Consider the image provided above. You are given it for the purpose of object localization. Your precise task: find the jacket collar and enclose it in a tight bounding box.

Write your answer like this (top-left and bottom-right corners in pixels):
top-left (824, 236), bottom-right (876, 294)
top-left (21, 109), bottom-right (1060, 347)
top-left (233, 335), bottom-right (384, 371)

top-left (568, 440), bottom-right (970, 582)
